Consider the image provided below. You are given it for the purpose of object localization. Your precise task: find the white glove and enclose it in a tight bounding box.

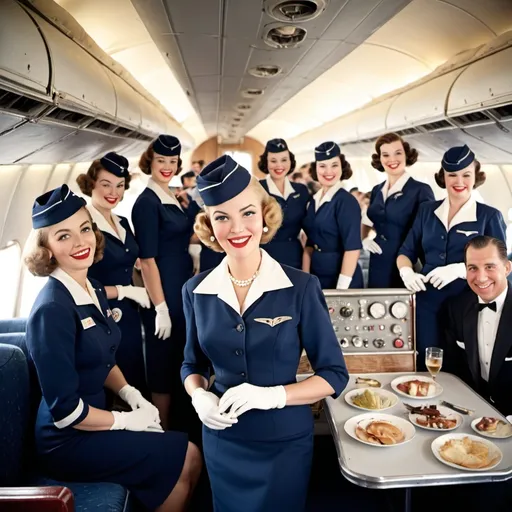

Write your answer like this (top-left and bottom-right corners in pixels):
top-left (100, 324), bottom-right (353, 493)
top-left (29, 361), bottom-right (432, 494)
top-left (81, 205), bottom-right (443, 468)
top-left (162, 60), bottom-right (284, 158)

top-left (118, 384), bottom-right (160, 423)
top-left (362, 237), bottom-right (382, 255)
top-left (191, 388), bottom-right (238, 430)
top-left (506, 415), bottom-right (512, 424)
top-left (336, 274), bottom-right (352, 290)
top-left (110, 409), bottom-right (163, 433)
top-left (218, 383), bottom-right (287, 418)
top-left (399, 266), bottom-right (427, 292)
top-left (116, 285), bottom-right (150, 308)
top-left (155, 301), bottom-right (172, 340)
top-left (426, 263), bottom-right (466, 290)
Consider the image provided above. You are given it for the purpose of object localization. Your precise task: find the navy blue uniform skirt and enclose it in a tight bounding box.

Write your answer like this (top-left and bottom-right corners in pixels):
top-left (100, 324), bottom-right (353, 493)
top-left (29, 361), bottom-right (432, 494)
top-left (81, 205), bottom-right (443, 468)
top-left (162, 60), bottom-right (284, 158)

top-left (203, 428), bottom-right (313, 512)
top-left (311, 250), bottom-right (364, 289)
top-left (39, 430), bottom-right (188, 510)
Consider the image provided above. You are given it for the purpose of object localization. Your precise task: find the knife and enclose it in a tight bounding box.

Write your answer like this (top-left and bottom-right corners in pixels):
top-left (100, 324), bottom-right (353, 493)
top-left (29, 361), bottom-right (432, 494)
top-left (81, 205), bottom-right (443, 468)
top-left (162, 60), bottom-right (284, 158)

top-left (440, 400), bottom-right (475, 416)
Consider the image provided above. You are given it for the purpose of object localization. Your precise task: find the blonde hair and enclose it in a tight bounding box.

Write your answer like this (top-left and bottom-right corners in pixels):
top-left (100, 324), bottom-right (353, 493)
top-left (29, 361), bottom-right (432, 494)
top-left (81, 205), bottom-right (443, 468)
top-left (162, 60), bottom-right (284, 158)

top-left (194, 177), bottom-right (283, 252)
top-left (23, 208), bottom-right (105, 277)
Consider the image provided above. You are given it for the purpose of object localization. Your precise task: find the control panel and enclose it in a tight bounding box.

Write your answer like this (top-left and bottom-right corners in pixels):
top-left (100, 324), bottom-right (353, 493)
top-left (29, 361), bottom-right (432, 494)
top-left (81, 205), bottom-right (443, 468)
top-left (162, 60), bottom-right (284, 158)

top-left (324, 289), bottom-right (415, 354)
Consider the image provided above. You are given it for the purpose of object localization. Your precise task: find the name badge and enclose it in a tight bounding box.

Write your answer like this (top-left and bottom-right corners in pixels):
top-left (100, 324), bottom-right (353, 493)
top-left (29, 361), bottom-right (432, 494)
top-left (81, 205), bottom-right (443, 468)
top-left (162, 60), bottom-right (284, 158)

top-left (255, 316), bottom-right (292, 327)
top-left (456, 230), bottom-right (479, 237)
top-left (112, 308), bottom-right (123, 323)
top-left (81, 317), bottom-right (96, 330)
top-left (293, 193), bottom-right (300, 199)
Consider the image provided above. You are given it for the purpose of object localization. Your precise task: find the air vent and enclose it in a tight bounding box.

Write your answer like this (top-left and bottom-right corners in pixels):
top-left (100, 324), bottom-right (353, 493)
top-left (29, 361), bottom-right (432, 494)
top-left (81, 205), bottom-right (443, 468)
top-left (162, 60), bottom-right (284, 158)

top-left (87, 119), bottom-right (117, 133)
top-left (264, 26), bottom-right (307, 49)
top-left (242, 89), bottom-right (264, 98)
top-left (249, 65), bottom-right (282, 78)
top-left (237, 104), bottom-right (252, 111)
top-left (489, 103), bottom-right (512, 121)
top-left (0, 88), bottom-right (46, 115)
top-left (418, 120), bottom-right (453, 132)
top-left (233, 117), bottom-right (242, 122)
top-left (395, 128), bottom-right (419, 136)
top-left (114, 126), bottom-right (134, 137)
top-left (265, 1), bottom-right (327, 22)
top-left (132, 132), bottom-right (153, 141)
top-left (46, 107), bottom-right (93, 126)
top-left (451, 111), bottom-right (491, 126)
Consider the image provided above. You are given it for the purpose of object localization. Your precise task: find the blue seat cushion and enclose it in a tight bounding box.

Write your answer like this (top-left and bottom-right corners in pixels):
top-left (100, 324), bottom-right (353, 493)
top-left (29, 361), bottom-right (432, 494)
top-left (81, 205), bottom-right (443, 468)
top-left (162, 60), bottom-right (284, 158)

top-left (31, 476), bottom-right (132, 512)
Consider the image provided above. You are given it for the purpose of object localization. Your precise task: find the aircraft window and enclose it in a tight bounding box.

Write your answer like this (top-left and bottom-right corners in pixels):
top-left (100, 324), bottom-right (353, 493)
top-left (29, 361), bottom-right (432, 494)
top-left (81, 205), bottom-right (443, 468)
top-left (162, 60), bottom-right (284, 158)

top-left (19, 269), bottom-right (48, 318)
top-left (0, 242), bottom-right (21, 319)
top-left (224, 151), bottom-right (253, 174)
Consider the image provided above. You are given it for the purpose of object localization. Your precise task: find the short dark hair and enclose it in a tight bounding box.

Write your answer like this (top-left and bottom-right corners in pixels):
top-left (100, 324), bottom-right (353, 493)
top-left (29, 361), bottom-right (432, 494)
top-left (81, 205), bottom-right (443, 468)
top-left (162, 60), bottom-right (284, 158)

top-left (310, 154), bottom-right (352, 182)
top-left (139, 143), bottom-right (183, 176)
top-left (258, 149), bottom-right (296, 175)
top-left (371, 133), bottom-right (418, 172)
top-left (180, 170), bottom-right (195, 186)
top-left (435, 160), bottom-right (485, 189)
top-left (464, 236), bottom-right (508, 264)
top-left (349, 187), bottom-right (359, 193)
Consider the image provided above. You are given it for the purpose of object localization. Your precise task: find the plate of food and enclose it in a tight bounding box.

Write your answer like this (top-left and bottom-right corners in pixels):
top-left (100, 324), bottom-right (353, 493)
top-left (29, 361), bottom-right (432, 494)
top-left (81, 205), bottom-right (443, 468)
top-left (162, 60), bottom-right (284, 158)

top-left (471, 417), bottom-right (512, 439)
top-left (406, 404), bottom-right (462, 431)
top-left (390, 375), bottom-right (443, 399)
top-left (344, 412), bottom-right (415, 447)
top-left (354, 376), bottom-right (381, 388)
top-left (345, 388), bottom-right (398, 412)
top-left (431, 434), bottom-right (502, 471)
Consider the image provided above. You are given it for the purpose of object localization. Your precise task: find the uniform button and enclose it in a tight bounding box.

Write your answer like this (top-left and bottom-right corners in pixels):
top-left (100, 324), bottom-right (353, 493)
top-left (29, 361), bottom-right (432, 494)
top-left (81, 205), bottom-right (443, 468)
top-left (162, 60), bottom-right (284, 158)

top-left (125, 248), bottom-right (129, 253)
top-left (439, 253), bottom-right (446, 260)
top-left (235, 349), bottom-right (244, 356)
top-left (124, 269), bottom-right (129, 273)
top-left (110, 346), bottom-right (116, 352)
top-left (106, 363), bottom-right (112, 369)
top-left (380, 235), bottom-right (386, 241)
top-left (441, 235), bottom-right (445, 240)
top-left (240, 372), bottom-right (246, 377)
top-left (236, 324), bottom-right (244, 332)
top-left (107, 329), bottom-right (111, 335)
top-left (288, 237), bottom-right (292, 241)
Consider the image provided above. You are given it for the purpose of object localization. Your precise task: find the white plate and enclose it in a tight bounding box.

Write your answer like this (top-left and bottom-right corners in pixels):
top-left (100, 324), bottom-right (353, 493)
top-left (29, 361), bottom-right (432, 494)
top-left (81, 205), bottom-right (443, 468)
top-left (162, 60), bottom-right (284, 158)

top-left (431, 433), bottom-right (503, 472)
top-left (470, 417), bottom-right (512, 439)
top-left (408, 405), bottom-right (462, 431)
top-left (390, 375), bottom-right (443, 400)
top-left (345, 387), bottom-right (398, 412)
top-left (344, 412), bottom-right (416, 448)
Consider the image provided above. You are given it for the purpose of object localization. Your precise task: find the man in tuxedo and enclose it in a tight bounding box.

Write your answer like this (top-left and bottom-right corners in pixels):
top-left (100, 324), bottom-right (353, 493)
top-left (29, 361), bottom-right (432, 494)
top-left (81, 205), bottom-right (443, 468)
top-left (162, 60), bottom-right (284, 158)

top-left (444, 235), bottom-right (512, 421)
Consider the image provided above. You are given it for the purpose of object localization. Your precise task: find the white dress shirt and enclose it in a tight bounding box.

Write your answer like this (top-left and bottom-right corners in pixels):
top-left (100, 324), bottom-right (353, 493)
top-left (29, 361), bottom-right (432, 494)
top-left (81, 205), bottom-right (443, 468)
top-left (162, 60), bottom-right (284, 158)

top-left (477, 286), bottom-right (508, 381)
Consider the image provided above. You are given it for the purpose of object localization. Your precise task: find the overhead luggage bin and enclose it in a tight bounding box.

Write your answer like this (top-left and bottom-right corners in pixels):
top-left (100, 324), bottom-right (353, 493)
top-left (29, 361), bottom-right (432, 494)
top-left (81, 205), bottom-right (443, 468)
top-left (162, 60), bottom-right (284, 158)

top-left (355, 97), bottom-right (395, 140)
top-left (447, 46), bottom-right (512, 115)
top-left (110, 74), bottom-right (143, 131)
top-left (0, 1), bottom-right (50, 96)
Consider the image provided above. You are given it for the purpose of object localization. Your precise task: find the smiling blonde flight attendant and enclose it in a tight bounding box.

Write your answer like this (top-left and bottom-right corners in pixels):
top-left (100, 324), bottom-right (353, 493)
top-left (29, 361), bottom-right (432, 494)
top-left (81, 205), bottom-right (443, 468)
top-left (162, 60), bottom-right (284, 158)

top-left (77, 152), bottom-right (150, 395)
top-left (131, 135), bottom-right (201, 431)
top-left (180, 155), bottom-right (348, 512)
top-left (362, 133), bottom-right (434, 288)
top-left (303, 142), bottom-right (363, 289)
top-left (258, 138), bottom-right (309, 268)
top-left (397, 145), bottom-right (506, 367)
top-left (24, 185), bottom-right (201, 511)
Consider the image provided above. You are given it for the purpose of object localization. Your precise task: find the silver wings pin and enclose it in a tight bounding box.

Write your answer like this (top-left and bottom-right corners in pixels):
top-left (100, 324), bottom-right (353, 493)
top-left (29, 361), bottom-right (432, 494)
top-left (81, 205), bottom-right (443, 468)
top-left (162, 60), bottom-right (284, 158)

top-left (254, 316), bottom-right (292, 327)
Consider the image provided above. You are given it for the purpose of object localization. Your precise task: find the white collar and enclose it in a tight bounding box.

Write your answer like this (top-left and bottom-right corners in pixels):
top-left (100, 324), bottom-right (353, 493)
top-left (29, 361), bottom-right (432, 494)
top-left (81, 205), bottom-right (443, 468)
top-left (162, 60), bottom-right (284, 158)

top-left (313, 181), bottom-right (343, 212)
top-left (147, 178), bottom-right (183, 211)
top-left (193, 249), bottom-right (294, 315)
top-left (51, 267), bottom-right (103, 314)
top-left (478, 285), bottom-right (508, 313)
top-left (381, 172), bottom-right (410, 201)
top-left (434, 195), bottom-right (477, 231)
top-left (87, 204), bottom-right (126, 243)
top-left (265, 176), bottom-right (295, 200)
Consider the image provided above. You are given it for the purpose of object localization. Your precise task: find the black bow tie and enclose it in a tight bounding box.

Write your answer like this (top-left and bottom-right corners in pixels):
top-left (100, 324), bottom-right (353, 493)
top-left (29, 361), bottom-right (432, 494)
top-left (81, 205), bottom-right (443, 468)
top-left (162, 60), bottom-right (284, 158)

top-left (478, 302), bottom-right (497, 312)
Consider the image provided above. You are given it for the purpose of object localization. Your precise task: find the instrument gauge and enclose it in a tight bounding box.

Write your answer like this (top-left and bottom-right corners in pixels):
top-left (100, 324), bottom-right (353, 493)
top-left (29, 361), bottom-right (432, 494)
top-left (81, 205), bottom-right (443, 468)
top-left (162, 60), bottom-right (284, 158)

top-left (368, 302), bottom-right (386, 319)
top-left (390, 301), bottom-right (408, 319)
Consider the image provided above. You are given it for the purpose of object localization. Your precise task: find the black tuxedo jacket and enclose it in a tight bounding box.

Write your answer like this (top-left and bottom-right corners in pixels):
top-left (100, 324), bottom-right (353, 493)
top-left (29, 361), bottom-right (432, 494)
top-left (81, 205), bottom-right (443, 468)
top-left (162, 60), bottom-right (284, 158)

top-left (443, 282), bottom-right (512, 416)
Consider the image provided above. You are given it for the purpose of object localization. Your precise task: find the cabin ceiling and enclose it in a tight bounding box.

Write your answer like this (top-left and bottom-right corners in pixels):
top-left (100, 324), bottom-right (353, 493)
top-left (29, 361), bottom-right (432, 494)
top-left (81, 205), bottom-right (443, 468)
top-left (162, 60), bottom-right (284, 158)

top-left (130, 0), bottom-right (413, 144)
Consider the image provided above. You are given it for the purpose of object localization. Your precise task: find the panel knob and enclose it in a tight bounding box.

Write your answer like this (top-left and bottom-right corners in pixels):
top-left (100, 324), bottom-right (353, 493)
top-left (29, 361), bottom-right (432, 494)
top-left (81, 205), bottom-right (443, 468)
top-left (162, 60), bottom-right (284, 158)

top-left (391, 324), bottom-right (402, 335)
top-left (340, 338), bottom-right (349, 349)
top-left (373, 338), bottom-right (386, 349)
top-left (351, 336), bottom-right (363, 348)
top-left (340, 306), bottom-right (353, 318)
top-left (393, 338), bottom-right (404, 349)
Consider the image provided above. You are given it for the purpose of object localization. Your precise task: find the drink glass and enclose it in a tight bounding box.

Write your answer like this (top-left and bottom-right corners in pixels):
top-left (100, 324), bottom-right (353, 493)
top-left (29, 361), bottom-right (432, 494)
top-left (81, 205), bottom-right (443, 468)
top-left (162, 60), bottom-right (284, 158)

top-left (425, 347), bottom-right (443, 381)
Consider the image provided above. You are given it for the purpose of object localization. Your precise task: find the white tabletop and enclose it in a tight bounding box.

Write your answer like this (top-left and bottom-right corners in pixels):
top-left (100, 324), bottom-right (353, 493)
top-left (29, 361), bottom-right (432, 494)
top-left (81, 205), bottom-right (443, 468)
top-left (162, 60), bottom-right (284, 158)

top-left (324, 372), bottom-right (512, 489)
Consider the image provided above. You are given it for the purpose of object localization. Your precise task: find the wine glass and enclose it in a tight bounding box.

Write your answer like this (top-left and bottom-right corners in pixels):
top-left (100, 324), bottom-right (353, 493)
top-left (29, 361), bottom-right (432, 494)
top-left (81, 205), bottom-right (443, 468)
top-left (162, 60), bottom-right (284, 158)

top-left (425, 347), bottom-right (443, 381)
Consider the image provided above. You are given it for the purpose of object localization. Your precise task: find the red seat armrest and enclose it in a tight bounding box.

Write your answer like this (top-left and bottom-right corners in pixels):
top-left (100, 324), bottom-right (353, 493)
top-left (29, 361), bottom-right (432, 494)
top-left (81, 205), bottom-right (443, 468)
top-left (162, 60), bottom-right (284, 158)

top-left (0, 486), bottom-right (74, 511)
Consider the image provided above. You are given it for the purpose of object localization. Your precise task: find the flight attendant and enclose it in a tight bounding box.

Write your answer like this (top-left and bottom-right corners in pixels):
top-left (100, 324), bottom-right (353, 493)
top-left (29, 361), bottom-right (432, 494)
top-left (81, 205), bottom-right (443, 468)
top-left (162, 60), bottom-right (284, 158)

top-left (132, 135), bottom-right (200, 431)
top-left (24, 185), bottom-right (201, 511)
top-left (258, 138), bottom-right (309, 268)
top-left (362, 133), bottom-right (435, 288)
top-left (77, 152), bottom-right (150, 394)
top-left (302, 142), bottom-right (363, 289)
top-left (181, 155), bottom-right (348, 512)
top-left (398, 145), bottom-right (506, 366)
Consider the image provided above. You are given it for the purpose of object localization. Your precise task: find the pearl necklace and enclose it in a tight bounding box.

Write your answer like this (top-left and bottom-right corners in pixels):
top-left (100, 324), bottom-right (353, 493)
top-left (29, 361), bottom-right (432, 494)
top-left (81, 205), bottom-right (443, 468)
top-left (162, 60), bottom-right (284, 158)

top-left (229, 270), bottom-right (259, 287)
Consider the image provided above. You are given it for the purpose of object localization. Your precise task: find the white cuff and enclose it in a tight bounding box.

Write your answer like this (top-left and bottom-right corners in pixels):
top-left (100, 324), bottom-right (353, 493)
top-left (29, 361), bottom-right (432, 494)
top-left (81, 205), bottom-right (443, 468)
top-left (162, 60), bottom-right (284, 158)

top-left (54, 398), bottom-right (84, 429)
top-left (155, 301), bottom-right (168, 312)
top-left (115, 285), bottom-right (125, 300)
top-left (275, 386), bottom-right (287, 409)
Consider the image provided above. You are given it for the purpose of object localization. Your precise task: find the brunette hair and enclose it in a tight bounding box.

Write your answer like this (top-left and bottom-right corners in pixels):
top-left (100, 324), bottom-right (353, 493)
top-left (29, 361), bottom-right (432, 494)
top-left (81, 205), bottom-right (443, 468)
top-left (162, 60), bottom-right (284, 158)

top-left (434, 160), bottom-right (485, 189)
top-left (371, 133), bottom-right (418, 172)
top-left (23, 208), bottom-right (105, 277)
top-left (138, 142), bottom-right (183, 176)
top-left (310, 154), bottom-right (352, 181)
top-left (76, 159), bottom-right (132, 196)
top-left (194, 178), bottom-right (283, 252)
top-left (257, 149), bottom-right (297, 175)
top-left (464, 236), bottom-right (508, 264)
